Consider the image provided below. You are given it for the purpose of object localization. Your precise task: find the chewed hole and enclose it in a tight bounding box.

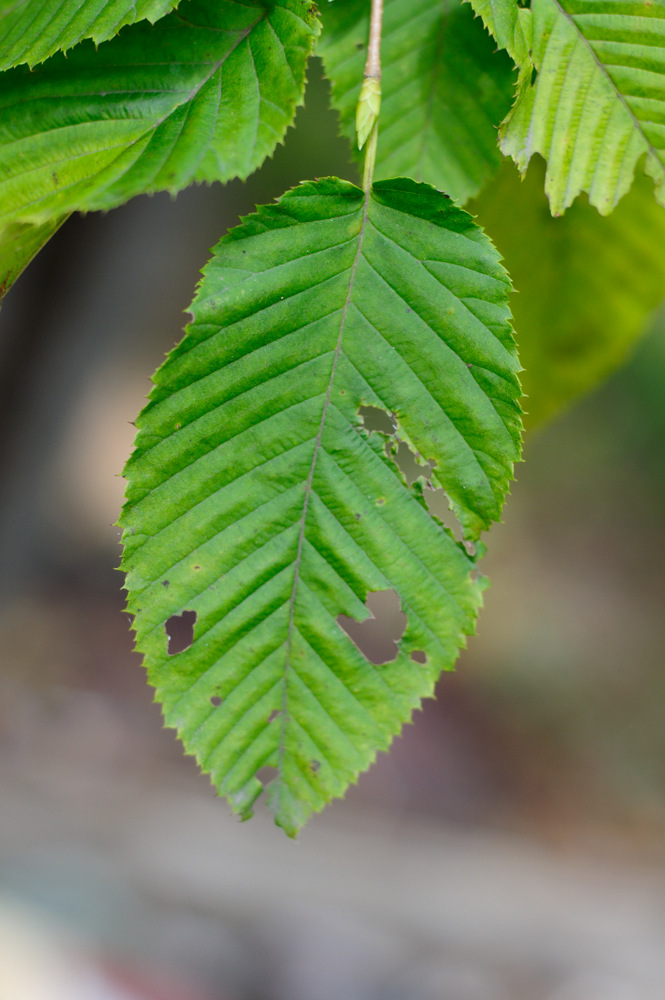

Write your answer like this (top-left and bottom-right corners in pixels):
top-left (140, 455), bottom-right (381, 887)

top-left (256, 765), bottom-right (277, 787)
top-left (337, 589), bottom-right (407, 665)
top-left (359, 405), bottom-right (396, 436)
top-left (424, 487), bottom-right (464, 541)
top-left (165, 610), bottom-right (197, 655)
top-left (410, 650), bottom-right (427, 664)
top-left (210, 695), bottom-right (223, 707)
top-left (392, 441), bottom-right (435, 486)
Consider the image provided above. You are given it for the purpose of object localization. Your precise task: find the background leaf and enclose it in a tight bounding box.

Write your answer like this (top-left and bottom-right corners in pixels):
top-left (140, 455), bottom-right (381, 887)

top-left (318, 0), bottom-right (515, 204)
top-left (0, 0), bottom-right (181, 70)
top-left (0, 0), bottom-right (319, 226)
top-left (121, 176), bottom-right (522, 834)
top-left (471, 0), bottom-right (665, 215)
top-left (472, 159), bottom-right (665, 426)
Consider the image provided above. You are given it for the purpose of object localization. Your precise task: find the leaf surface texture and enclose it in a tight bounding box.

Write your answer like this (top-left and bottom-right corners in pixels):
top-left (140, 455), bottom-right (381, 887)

top-left (318, 0), bottom-right (515, 203)
top-left (0, 0), bottom-right (180, 70)
top-left (0, 0), bottom-right (319, 225)
top-left (121, 177), bottom-right (522, 834)
top-left (470, 0), bottom-right (665, 214)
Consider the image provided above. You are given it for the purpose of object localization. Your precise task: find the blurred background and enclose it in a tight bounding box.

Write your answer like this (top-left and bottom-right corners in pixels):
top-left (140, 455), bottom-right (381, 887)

top-left (1, 60), bottom-right (665, 1000)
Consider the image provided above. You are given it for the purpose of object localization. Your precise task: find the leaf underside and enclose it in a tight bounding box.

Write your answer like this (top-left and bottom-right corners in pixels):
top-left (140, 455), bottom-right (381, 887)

top-left (319, 0), bottom-right (515, 204)
top-left (471, 0), bottom-right (665, 215)
top-left (121, 177), bottom-right (522, 835)
top-left (473, 159), bottom-right (665, 426)
top-left (0, 0), bottom-right (319, 227)
top-left (0, 0), bottom-right (181, 70)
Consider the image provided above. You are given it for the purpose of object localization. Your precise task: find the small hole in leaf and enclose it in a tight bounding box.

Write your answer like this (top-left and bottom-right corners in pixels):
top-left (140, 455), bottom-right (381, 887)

top-left (165, 610), bottom-right (197, 655)
top-left (530, 65), bottom-right (538, 86)
top-left (393, 441), bottom-right (435, 486)
top-left (310, 759), bottom-right (321, 773)
top-left (424, 487), bottom-right (464, 541)
top-left (162, 580), bottom-right (170, 587)
top-left (338, 589), bottom-right (407, 664)
top-left (256, 765), bottom-right (277, 787)
top-left (359, 405), bottom-right (396, 436)
top-left (411, 650), bottom-right (427, 664)
top-left (267, 709), bottom-right (281, 723)
top-left (210, 695), bottom-right (223, 707)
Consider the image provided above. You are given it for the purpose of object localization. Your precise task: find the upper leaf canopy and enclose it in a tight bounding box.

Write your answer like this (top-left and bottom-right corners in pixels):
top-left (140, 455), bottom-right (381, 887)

top-left (318, 0), bottom-right (515, 204)
top-left (121, 176), bottom-right (522, 834)
top-left (0, 0), bottom-right (319, 226)
top-left (0, 0), bottom-right (181, 70)
top-left (470, 0), bottom-right (665, 214)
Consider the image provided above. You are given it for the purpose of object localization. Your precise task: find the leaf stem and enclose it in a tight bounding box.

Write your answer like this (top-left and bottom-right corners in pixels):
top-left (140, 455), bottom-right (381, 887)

top-left (362, 122), bottom-right (378, 192)
top-left (357, 0), bottom-right (383, 191)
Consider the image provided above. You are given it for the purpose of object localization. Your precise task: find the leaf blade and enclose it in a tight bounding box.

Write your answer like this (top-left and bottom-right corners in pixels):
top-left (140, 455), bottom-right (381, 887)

top-left (0, 0), bottom-right (320, 225)
top-left (0, 0), bottom-right (181, 70)
top-left (121, 177), bottom-right (522, 834)
top-left (471, 0), bottom-right (665, 214)
top-left (472, 159), bottom-right (665, 425)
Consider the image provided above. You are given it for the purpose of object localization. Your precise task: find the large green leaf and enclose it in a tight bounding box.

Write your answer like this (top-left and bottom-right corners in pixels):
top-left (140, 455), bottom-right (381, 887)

top-left (472, 160), bottom-right (665, 426)
top-left (121, 177), bottom-right (522, 835)
top-left (0, 0), bottom-right (319, 226)
top-left (469, 0), bottom-right (665, 215)
top-left (0, 0), bottom-right (181, 70)
top-left (318, 0), bottom-right (515, 204)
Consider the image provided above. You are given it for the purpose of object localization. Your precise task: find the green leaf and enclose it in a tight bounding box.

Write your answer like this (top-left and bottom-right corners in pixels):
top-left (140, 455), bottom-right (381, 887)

top-left (471, 0), bottom-right (665, 215)
top-left (318, 0), bottom-right (515, 204)
top-left (472, 159), bottom-right (665, 426)
top-left (0, 215), bottom-right (69, 297)
top-left (0, 0), bottom-right (320, 226)
top-left (0, 0), bottom-right (181, 70)
top-left (121, 177), bottom-right (522, 835)
top-left (466, 0), bottom-right (530, 67)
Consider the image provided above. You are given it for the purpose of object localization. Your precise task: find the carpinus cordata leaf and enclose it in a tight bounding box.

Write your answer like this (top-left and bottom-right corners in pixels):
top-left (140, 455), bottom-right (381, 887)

top-left (0, 0), bottom-right (181, 70)
top-left (473, 160), bottom-right (665, 426)
top-left (0, 0), bottom-right (319, 226)
top-left (470, 0), bottom-right (665, 215)
top-left (121, 177), bottom-right (522, 836)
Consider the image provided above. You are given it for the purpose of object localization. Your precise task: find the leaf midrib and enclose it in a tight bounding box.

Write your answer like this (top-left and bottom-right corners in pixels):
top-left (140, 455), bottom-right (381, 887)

top-left (276, 185), bottom-right (371, 795)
